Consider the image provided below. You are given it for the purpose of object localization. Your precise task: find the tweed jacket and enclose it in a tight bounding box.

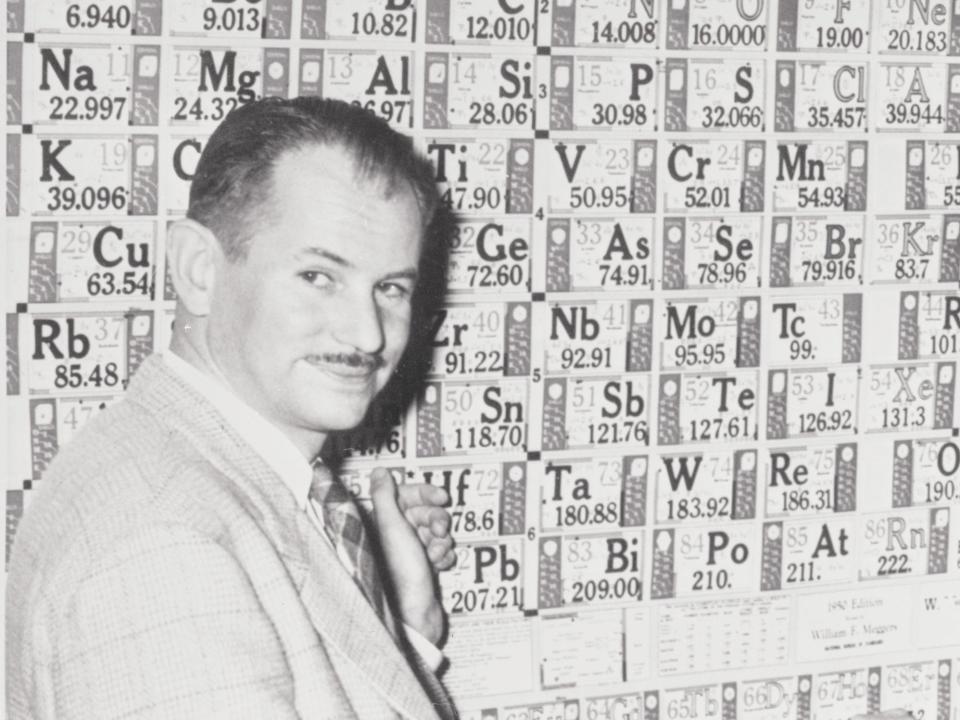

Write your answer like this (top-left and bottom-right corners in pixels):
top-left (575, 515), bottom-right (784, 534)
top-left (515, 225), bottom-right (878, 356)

top-left (6, 354), bottom-right (456, 720)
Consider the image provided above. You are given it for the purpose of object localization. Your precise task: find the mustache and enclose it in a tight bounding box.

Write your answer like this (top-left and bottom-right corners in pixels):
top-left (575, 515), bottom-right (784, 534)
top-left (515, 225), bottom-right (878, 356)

top-left (315, 352), bottom-right (385, 371)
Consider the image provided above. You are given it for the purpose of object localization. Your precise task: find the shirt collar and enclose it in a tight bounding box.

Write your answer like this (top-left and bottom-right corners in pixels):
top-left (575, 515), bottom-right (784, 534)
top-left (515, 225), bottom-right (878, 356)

top-left (163, 351), bottom-right (314, 509)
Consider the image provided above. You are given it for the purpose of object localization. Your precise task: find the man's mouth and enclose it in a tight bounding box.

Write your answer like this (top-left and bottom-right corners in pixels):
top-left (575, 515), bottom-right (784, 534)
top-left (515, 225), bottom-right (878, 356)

top-left (304, 354), bottom-right (382, 380)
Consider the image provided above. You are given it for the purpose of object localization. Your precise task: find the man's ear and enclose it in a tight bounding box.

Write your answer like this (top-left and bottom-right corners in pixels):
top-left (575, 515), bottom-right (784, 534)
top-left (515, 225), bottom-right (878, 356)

top-left (166, 219), bottom-right (222, 316)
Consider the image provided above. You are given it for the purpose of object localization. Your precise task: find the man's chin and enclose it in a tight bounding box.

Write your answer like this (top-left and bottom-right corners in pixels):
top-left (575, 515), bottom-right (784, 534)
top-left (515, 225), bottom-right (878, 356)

top-left (295, 364), bottom-right (389, 431)
top-left (298, 394), bottom-right (376, 434)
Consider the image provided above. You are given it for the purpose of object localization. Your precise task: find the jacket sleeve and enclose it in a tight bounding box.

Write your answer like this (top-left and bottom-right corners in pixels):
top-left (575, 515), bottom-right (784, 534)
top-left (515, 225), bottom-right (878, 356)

top-left (38, 525), bottom-right (304, 720)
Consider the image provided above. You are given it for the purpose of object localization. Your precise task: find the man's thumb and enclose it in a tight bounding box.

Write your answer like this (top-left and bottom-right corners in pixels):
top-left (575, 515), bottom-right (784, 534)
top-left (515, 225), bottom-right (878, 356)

top-left (369, 468), bottom-right (403, 529)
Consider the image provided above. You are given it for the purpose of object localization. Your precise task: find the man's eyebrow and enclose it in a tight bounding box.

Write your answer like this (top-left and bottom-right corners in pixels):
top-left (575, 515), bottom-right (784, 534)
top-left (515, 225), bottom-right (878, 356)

top-left (299, 247), bottom-right (419, 281)
top-left (299, 246), bottom-right (352, 266)
top-left (381, 268), bottom-right (419, 283)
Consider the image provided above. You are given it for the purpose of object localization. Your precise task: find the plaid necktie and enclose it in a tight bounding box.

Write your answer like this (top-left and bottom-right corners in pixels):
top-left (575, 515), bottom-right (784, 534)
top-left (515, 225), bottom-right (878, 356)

top-left (309, 462), bottom-right (385, 619)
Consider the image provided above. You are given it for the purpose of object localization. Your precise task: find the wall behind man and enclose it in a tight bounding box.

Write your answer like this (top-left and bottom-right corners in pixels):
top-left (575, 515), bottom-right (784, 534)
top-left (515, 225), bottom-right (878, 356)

top-left (5, 0), bottom-right (960, 717)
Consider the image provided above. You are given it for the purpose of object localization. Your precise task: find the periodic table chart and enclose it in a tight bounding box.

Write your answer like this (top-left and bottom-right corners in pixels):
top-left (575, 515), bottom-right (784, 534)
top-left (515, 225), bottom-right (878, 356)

top-left (4, 0), bottom-right (960, 717)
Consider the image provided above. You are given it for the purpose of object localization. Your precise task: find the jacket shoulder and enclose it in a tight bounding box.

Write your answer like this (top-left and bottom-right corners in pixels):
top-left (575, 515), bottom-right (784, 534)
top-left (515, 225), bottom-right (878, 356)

top-left (7, 393), bottom-right (255, 625)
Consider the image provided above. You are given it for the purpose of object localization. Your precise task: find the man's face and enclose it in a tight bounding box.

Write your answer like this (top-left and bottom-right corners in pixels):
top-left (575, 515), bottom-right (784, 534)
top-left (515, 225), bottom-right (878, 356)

top-left (205, 143), bottom-right (423, 449)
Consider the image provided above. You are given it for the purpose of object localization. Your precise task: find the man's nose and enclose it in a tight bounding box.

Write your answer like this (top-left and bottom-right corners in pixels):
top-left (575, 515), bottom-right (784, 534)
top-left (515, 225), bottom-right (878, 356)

top-left (336, 291), bottom-right (386, 356)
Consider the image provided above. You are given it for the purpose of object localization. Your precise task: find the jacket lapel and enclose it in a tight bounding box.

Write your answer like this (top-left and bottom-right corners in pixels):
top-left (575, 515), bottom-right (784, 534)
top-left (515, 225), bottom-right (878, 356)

top-left (127, 356), bottom-right (444, 720)
top-left (292, 516), bottom-right (445, 720)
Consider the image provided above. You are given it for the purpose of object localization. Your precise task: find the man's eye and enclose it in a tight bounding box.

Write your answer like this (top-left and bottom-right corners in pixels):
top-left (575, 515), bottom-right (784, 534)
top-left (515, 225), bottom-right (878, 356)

top-left (301, 270), bottom-right (334, 288)
top-left (377, 282), bottom-right (411, 300)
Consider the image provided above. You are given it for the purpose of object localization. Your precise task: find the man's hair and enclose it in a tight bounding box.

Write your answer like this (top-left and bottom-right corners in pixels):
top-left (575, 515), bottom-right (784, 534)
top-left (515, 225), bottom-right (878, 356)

top-left (186, 96), bottom-right (439, 260)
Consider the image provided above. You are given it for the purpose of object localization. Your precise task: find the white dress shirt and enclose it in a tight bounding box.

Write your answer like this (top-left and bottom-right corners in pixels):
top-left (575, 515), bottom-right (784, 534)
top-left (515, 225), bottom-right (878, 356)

top-left (163, 351), bottom-right (443, 671)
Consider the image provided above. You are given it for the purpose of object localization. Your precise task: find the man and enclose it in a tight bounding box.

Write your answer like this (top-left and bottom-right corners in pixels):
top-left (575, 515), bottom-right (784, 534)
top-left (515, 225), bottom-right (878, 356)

top-left (6, 97), bottom-right (918, 720)
top-left (7, 97), bottom-right (457, 719)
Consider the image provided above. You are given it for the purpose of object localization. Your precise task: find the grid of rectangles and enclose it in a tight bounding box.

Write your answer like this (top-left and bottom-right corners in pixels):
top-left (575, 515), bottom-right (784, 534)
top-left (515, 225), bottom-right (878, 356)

top-left (5, 0), bottom-right (960, 717)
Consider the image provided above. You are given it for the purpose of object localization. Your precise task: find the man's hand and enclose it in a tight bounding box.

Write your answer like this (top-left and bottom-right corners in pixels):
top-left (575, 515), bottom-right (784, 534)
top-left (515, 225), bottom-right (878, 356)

top-left (398, 481), bottom-right (456, 574)
top-left (370, 468), bottom-right (455, 646)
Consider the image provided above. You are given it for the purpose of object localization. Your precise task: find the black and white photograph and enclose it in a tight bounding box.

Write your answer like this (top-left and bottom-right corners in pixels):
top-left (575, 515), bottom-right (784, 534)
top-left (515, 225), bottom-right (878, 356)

top-left (3, 1), bottom-right (959, 718)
